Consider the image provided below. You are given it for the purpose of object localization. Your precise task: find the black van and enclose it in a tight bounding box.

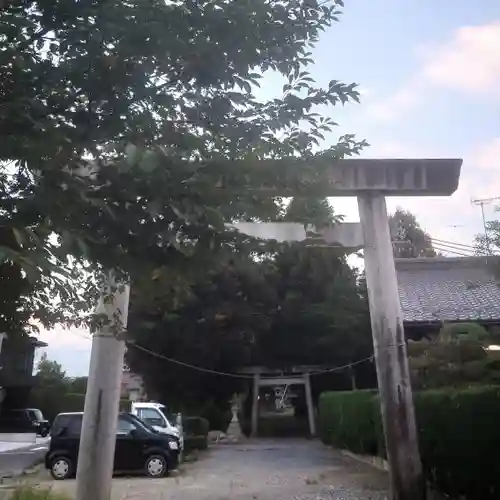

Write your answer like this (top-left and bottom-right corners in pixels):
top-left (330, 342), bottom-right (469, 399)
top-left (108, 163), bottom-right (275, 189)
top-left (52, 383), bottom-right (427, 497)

top-left (45, 412), bottom-right (180, 479)
top-left (0, 408), bottom-right (50, 436)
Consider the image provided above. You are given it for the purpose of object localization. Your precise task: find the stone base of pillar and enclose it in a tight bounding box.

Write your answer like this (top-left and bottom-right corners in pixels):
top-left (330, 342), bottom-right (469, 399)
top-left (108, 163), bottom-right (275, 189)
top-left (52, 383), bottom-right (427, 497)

top-left (225, 395), bottom-right (245, 443)
top-left (225, 420), bottom-right (243, 442)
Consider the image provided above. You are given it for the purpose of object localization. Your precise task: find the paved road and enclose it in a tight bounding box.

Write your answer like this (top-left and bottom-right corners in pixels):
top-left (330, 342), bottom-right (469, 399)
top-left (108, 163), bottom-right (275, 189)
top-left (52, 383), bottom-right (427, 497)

top-left (45, 439), bottom-right (390, 500)
top-left (0, 441), bottom-right (48, 477)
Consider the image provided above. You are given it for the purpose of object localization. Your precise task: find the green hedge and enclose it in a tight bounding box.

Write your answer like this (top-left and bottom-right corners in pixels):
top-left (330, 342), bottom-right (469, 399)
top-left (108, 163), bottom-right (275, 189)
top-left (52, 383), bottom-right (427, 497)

top-left (319, 386), bottom-right (500, 499)
top-left (183, 416), bottom-right (209, 453)
top-left (183, 416), bottom-right (209, 436)
top-left (318, 390), bottom-right (378, 454)
top-left (414, 387), bottom-right (500, 499)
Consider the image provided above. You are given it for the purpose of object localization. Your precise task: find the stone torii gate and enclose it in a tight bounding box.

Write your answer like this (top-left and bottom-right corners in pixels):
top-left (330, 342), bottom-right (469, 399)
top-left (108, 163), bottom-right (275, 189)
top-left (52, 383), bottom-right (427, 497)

top-left (232, 158), bottom-right (462, 500)
top-left (238, 365), bottom-right (322, 438)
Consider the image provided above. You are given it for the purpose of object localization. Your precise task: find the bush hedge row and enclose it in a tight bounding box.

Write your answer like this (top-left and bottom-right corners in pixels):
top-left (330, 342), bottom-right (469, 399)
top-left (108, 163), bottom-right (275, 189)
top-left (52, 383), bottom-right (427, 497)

top-left (318, 385), bottom-right (500, 500)
top-left (183, 416), bottom-right (209, 453)
top-left (318, 390), bottom-right (377, 453)
top-left (183, 416), bottom-right (209, 437)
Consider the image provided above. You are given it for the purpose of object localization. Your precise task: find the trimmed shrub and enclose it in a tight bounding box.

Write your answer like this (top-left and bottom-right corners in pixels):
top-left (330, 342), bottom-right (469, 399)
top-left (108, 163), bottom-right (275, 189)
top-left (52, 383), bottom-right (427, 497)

top-left (183, 416), bottom-right (209, 453)
top-left (319, 386), bottom-right (500, 499)
top-left (439, 322), bottom-right (490, 344)
top-left (414, 386), bottom-right (500, 499)
top-left (318, 389), bottom-right (378, 454)
top-left (183, 416), bottom-right (209, 436)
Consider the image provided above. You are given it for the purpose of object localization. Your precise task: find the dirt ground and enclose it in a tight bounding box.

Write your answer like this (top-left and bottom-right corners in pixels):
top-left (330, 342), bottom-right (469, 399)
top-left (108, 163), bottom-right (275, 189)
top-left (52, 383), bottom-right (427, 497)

top-left (28, 439), bottom-right (390, 500)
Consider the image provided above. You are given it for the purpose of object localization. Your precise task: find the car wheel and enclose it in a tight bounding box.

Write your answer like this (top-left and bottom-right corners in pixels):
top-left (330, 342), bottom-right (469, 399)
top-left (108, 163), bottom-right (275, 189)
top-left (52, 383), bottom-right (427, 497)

top-left (50, 456), bottom-right (73, 480)
top-left (145, 454), bottom-right (168, 478)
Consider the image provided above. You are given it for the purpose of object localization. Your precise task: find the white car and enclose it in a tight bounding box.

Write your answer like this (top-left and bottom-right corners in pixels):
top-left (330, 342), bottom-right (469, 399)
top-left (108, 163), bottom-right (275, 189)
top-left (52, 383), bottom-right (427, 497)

top-left (130, 402), bottom-right (183, 449)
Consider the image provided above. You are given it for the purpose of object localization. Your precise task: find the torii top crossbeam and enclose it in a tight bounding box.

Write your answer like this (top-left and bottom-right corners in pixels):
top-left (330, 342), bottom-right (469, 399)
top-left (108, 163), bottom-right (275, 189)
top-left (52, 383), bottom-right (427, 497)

top-left (295, 158), bottom-right (462, 196)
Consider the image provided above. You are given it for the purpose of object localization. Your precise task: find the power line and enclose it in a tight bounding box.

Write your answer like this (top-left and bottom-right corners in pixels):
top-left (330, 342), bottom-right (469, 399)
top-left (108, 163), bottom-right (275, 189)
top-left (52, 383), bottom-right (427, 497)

top-left (431, 241), bottom-right (475, 256)
top-left (394, 238), bottom-right (478, 257)
top-left (432, 243), bottom-right (474, 258)
top-left (128, 342), bottom-right (253, 379)
top-left (127, 342), bottom-right (405, 379)
top-left (431, 238), bottom-right (476, 251)
top-left (307, 355), bottom-right (375, 375)
top-left (431, 237), bottom-right (499, 257)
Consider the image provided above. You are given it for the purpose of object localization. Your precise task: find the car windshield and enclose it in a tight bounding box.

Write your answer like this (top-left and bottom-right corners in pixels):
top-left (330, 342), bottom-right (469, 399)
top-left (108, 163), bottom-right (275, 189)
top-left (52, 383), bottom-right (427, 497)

top-left (125, 413), bottom-right (157, 433)
top-left (157, 406), bottom-right (175, 425)
top-left (28, 409), bottom-right (44, 421)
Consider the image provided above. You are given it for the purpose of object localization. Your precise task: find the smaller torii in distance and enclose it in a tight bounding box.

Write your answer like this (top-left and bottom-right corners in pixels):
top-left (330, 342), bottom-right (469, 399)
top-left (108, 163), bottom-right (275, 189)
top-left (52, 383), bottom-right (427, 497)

top-left (232, 158), bottom-right (462, 500)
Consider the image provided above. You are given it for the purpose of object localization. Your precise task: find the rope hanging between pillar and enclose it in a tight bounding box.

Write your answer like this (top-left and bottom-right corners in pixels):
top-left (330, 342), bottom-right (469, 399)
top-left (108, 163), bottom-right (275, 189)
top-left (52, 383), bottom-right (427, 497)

top-left (127, 341), bottom-right (405, 379)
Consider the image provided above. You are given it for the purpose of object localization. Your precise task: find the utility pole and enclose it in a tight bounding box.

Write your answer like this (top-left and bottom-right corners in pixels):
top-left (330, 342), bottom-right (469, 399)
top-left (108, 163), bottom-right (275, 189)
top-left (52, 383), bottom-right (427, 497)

top-left (75, 274), bottom-right (130, 500)
top-left (471, 196), bottom-right (500, 254)
top-left (358, 194), bottom-right (424, 500)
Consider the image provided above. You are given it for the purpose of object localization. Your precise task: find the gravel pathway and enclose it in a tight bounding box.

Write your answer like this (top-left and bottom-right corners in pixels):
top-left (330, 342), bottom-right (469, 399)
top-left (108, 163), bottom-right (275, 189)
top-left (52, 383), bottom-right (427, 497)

top-left (41, 439), bottom-right (389, 500)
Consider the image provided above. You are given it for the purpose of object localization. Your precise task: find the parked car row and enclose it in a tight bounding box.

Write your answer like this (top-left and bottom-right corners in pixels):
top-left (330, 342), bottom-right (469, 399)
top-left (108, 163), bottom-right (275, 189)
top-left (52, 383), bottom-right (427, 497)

top-left (0, 401), bottom-right (183, 480)
top-left (46, 411), bottom-right (181, 480)
top-left (0, 408), bottom-right (50, 436)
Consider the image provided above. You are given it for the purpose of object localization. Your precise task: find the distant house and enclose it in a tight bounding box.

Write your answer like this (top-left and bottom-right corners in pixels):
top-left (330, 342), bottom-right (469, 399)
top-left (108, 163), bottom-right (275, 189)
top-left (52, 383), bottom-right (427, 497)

top-left (396, 256), bottom-right (500, 339)
top-left (121, 365), bottom-right (147, 402)
top-left (0, 334), bottom-right (47, 412)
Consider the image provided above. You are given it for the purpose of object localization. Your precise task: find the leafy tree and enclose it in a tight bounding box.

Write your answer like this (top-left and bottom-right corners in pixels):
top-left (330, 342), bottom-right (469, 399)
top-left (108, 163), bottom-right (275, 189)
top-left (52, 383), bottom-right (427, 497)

top-left (29, 356), bottom-right (88, 419)
top-left (30, 353), bottom-right (71, 420)
top-left (408, 323), bottom-right (500, 390)
top-left (475, 206), bottom-right (500, 257)
top-left (68, 376), bottom-right (88, 395)
top-left (439, 322), bottom-right (491, 344)
top-left (36, 353), bottom-right (66, 383)
top-left (0, 227), bottom-right (31, 335)
top-left (1, 0), bottom-right (366, 335)
top-left (127, 256), bottom-right (273, 415)
top-left (282, 197), bottom-right (341, 227)
top-left (390, 208), bottom-right (436, 258)
top-left (126, 198), bottom-right (373, 421)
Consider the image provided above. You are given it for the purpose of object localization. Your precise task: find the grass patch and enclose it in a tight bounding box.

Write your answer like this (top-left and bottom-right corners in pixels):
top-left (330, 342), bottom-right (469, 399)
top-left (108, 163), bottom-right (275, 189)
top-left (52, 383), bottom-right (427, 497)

top-left (9, 487), bottom-right (70, 500)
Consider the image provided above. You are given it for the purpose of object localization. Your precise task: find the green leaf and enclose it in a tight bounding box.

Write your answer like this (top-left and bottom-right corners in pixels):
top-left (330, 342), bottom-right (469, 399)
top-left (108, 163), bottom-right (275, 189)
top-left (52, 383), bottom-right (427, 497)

top-left (12, 228), bottom-right (25, 248)
top-left (138, 151), bottom-right (160, 173)
top-left (125, 144), bottom-right (139, 167)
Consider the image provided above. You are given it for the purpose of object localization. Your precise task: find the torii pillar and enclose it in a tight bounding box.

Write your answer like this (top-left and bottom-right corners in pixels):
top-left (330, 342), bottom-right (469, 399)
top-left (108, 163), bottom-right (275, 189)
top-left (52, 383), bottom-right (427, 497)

top-left (234, 158), bottom-right (463, 500)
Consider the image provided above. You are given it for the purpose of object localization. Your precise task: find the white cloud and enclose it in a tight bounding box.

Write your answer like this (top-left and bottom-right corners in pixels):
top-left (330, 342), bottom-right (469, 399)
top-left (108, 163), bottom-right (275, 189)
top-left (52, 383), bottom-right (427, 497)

top-left (366, 83), bottom-right (422, 122)
top-left (35, 326), bottom-right (92, 377)
top-left (474, 137), bottom-right (500, 173)
top-left (367, 21), bottom-right (500, 122)
top-left (451, 137), bottom-right (500, 203)
top-left (423, 22), bottom-right (500, 93)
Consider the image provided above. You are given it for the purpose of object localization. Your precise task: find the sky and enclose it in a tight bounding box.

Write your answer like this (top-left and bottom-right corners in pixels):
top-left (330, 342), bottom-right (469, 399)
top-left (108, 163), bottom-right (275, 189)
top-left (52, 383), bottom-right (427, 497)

top-left (35, 0), bottom-right (500, 376)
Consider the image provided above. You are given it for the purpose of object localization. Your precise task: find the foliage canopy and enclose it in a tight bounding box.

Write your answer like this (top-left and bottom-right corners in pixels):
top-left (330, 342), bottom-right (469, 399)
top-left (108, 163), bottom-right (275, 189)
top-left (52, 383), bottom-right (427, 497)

top-left (1, 0), bottom-right (365, 333)
top-left (126, 198), bottom-right (373, 415)
top-left (389, 208), bottom-right (436, 258)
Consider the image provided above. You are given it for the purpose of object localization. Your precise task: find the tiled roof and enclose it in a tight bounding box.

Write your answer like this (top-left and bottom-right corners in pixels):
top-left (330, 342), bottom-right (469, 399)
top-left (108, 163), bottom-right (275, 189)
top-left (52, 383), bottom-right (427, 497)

top-left (395, 257), bottom-right (500, 323)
